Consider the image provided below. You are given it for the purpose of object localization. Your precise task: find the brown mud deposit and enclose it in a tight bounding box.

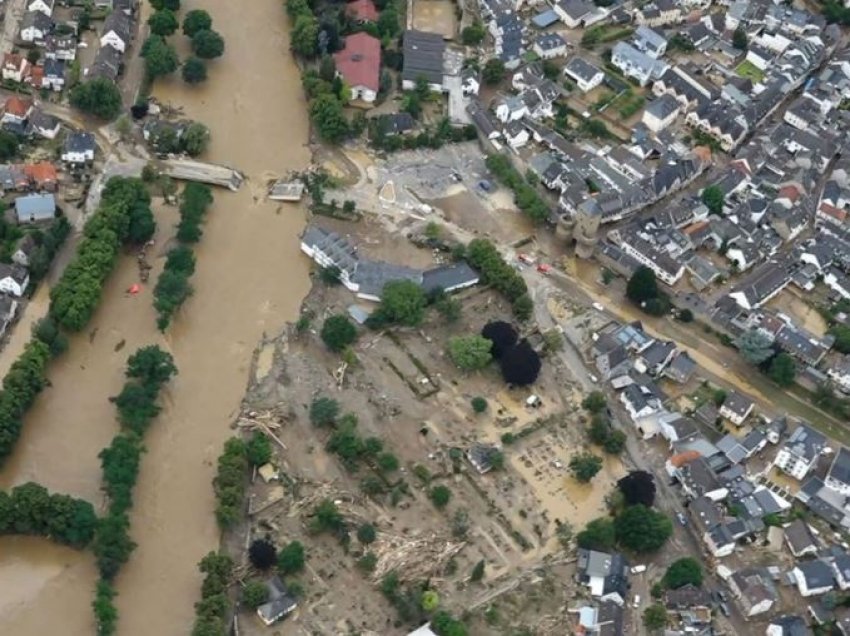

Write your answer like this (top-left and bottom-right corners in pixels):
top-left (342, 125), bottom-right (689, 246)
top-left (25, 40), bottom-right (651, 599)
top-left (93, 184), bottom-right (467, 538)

top-left (0, 0), bottom-right (312, 633)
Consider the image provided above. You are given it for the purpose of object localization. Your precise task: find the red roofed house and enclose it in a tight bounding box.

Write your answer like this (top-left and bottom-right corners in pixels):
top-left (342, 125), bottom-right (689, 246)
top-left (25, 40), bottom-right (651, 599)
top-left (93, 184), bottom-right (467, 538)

top-left (346, 0), bottom-right (379, 22)
top-left (333, 32), bottom-right (381, 104)
top-left (27, 66), bottom-right (44, 90)
top-left (24, 162), bottom-right (58, 191)
top-left (1, 54), bottom-right (31, 83)
top-left (2, 96), bottom-right (33, 125)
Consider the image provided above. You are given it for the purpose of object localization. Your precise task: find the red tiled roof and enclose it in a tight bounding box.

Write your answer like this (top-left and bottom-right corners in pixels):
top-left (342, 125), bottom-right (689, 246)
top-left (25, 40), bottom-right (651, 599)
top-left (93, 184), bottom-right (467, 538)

top-left (346, 0), bottom-right (379, 22)
top-left (24, 161), bottom-right (57, 185)
top-left (4, 96), bottom-right (32, 117)
top-left (819, 203), bottom-right (847, 222)
top-left (670, 450), bottom-right (701, 468)
top-left (333, 32), bottom-right (381, 93)
top-left (3, 53), bottom-right (25, 70)
top-left (27, 67), bottom-right (43, 88)
top-left (683, 220), bottom-right (709, 235)
top-left (777, 185), bottom-right (800, 202)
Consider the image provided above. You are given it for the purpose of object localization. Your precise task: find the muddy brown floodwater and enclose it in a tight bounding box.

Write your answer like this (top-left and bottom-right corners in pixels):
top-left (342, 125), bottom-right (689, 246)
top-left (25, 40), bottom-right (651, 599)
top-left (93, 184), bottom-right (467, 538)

top-left (0, 0), bottom-right (311, 633)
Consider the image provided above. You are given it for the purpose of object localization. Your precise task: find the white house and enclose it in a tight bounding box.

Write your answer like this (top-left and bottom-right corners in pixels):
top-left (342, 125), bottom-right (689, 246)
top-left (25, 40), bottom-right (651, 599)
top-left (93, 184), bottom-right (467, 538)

top-left (827, 355), bottom-right (850, 394)
top-left (0, 264), bottom-right (29, 297)
top-left (563, 56), bottom-right (604, 92)
top-left (20, 11), bottom-right (53, 45)
top-left (633, 25), bottom-right (667, 59)
top-left (792, 560), bottom-right (834, 597)
top-left (718, 391), bottom-right (754, 426)
top-left (642, 95), bottom-right (680, 133)
top-left (533, 33), bottom-right (568, 59)
top-left (494, 95), bottom-right (528, 123)
top-left (62, 132), bottom-right (96, 164)
top-left (1, 54), bottom-right (30, 83)
top-left (26, 0), bottom-right (54, 16)
top-left (773, 424), bottom-right (826, 480)
top-left (554, 0), bottom-right (592, 28)
top-left (100, 11), bottom-right (132, 53)
top-left (745, 45), bottom-right (773, 72)
top-left (611, 42), bottom-right (668, 87)
top-left (825, 447), bottom-right (850, 496)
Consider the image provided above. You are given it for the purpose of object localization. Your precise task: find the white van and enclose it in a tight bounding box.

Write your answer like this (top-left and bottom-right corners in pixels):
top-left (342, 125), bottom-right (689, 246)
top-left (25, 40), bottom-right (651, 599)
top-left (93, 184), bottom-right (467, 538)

top-left (630, 565), bottom-right (646, 574)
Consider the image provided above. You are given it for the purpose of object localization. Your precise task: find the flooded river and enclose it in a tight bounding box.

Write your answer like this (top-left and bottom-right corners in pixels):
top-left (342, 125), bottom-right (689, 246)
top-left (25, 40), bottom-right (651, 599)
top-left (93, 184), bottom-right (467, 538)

top-left (0, 0), bottom-right (311, 633)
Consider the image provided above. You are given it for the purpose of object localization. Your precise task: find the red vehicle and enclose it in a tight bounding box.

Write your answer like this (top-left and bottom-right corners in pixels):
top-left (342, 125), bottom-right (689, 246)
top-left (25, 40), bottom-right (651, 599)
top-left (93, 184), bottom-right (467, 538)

top-left (536, 263), bottom-right (551, 274)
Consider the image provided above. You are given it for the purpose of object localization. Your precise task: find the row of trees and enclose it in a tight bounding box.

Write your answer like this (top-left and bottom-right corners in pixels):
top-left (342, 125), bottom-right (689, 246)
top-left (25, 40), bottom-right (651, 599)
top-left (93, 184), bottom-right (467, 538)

top-left (50, 177), bottom-right (155, 331)
top-left (22, 216), bottom-right (72, 286)
top-left (370, 119), bottom-right (478, 153)
top-left (153, 183), bottom-right (213, 330)
top-left (148, 121), bottom-right (210, 157)
top-left (484, 155), bottom-right (550, 224)
top-left (213, 437), bottom-right (249, 529)
top-left (93, 346), bottom-right (177, 635)
top-left (191, 551), bottom-right (234, 636)
top-left (583, 391), bottom-right (626, 455)
top-left (465, 239), bottom-right (533, 320)
top-left (0, 481), bottom-right (97, 548)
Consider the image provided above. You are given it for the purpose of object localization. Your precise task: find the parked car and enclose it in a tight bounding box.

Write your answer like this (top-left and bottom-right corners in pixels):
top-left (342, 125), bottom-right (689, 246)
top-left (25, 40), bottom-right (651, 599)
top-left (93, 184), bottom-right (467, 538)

top-left (676, 512), bottom-right (688, 526)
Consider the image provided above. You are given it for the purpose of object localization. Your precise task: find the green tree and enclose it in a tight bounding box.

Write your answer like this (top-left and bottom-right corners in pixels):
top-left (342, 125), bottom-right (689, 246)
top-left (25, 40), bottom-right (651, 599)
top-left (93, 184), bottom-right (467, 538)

top-left (148, 9), bottom-right (179, 36)
top-left (569, 453), bottom-right (603, 482)
top-left (769, 352), bottom-right (796, 387)
top-left (736, 329), bottom-right (774, 365)
top-left (92, 579), bottom-right (118, 636)
top-left (182, 9), bottom-right (213, 36)
top-left (142, 36), bottom-right (179, 78)
top-left (576, 517), bottom-right (616, 551)
top-left (513, 294), bottom-right (533, 320)
top-left (470, 559), bottom-right (485, 582)
top-left (435, 296), bottom-right (461, 322)
top-left (70, 78), bottom-right (122, 120)
top-left (461, 21), bottom-right (485, 45)
top-left (357, 522), bottom-right (377, 544)
top-left (582, 391), bottom-right (607, 414)
top-left (245, 432), bottom-right (273, 466)
top-left (126, 345), bottom-right (177, 387)
top-left (321, 315), bottom-right (357, 352)
top-left (277, 541), bottom-right (306, 574)
top-left (447, 335), bottom-right (493, 370)
top-left (626, 266), bottom-right (659, 305)
top-left (603, 430), bottom-right (626, 455)
top-left (421, 589), bottom-right (440, 611)
top-left (310, 93), bottom-right (349, 143)
top-left (151, 0), bottom-right (180, 9)
top-left (33, 315), bottom-right (68, 357)
top-left (377, 452), bottom-right (400, 473)
top-left (290, 14), bottom-right (319, 58)
top-left (732, 26), bottom-right (748, 50)
top-left (615, 505), bottom-right (672, 553)
top-left (701, 185), bottom-right (725, 215)
top-left (371, 280), bottom-right (427, 327)
top-left (662, 557), bottom-right (703, 589)
top-left (182, 57), bottom-right (207, 84)
top-left (643, 603), bottom-right (667, 631)
top-left (242, 580), bottom-right (268, 609)
top-left (377, 5), bottom-right (400, 38)
top-left (181, 122), bottom-right (210, 157)
top-left (0, 130), bottom-right (19, 161)
top-left (429, 485), bottom-right (451, 509)
top-left (471, 396), bottom-right (487, 413)
top-left (830, 324), bottom-right (850, 353)
top-left (482, 58), bottom-right (505, 85)
top-left (311, 499), bottom-right (345, 533)
top-left (309, 396), bottom-right (339, 427)
top-left (93, 513), bottom-right (137, 580)
top-left (192, 29), bottom-right (226, 59)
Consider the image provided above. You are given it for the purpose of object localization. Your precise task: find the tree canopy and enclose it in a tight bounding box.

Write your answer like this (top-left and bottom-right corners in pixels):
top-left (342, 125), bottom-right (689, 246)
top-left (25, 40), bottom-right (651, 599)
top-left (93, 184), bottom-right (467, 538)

top-left (148, 9), bottom-right (179, 36)
top-left (582, 391), bottom-right (607, 413)
top-left (483, 58), bottom-right (505, 85)
top-left (248, 538), bottom-right (277, 570)
top-left (310, 93), bottom-right (349, 143)
top-left (662, 557), bottom-right (703, 589)
top-left (70, 78), bottom-right (123, 120)
top-left (309, 396), bottom-right (340, 427)
top-left (191, 29), bottom-right (225, 59)
top-left (277, 540), bottom-right (306, 574)
top-left (617, 471), bottom-right (656, 507)
top-left (614, 505), bottom-right (672, 553)
top-left (142, 35), bottom-right (179, 78)
top-left (447, 335), bottom-right (492, 370)
top-left (291, 14), bottom-right (319, 58)
top-left (736, 328), bottom-right (774, 365)
top-left (576, 517), bottom-right (616, 551)
top-left (321, 314), bottom-right (357, 352)
top-left (643, 603), bottom-right (667, 631)
top-left (626, 266), bottom-right (659, 305)
top-left (701, 185), bottom-right (725, 215)
top-left (769, 352), bottom-right (796, 387)
top-left (370, 280), bottom-right (427, 327)
top-left (480, 321), bottom-right (518, 359)
top-left (182, 57), bottom-right (208, 84)
top-left (182, 9), bottom-right (213, 36)
top-left (499, 339), bottom-right (541, 386)
top-left (569, 452), bottom-right (603, 482)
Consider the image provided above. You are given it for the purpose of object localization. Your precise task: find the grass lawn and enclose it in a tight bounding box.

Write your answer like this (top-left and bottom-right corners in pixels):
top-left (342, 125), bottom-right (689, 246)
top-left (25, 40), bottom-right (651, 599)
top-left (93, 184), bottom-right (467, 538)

top-left (735, 60), bottom-right (765, 83)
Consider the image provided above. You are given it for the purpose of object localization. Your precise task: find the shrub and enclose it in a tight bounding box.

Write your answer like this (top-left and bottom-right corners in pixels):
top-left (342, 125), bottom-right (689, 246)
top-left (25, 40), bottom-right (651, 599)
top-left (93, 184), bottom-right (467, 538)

top-left (429, 485), bottom-right (451, 509)
top-left (321, 315), bottom-right (357, 352)
top-left (471, 396), bottom-right (487, 413)
top-left (277, 541), bottom-right (306, 575)
top-left (245, 432), bottom-right (273, 467)
top-left (242, 580), bottom-right (269, 609)
top-left (357, 523), bottom-right (377, 544)
top-left (309, 396), bottom-right (340, 427)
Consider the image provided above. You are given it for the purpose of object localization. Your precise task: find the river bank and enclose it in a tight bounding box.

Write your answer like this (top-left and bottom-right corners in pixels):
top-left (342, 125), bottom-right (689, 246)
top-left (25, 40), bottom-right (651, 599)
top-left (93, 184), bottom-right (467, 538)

top-left (0, 0), bottom-right (313, 633)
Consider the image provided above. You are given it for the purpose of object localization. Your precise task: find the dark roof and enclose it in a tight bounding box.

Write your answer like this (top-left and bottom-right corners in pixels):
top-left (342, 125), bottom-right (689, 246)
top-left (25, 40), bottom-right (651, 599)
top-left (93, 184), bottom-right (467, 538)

top-left (64, 131), bottom-right (96, 153)
top-left (721, 390), bottom-right (753, 417)
top-left (102, 8), bottom-right (132, 41)
top-left (645, 94), bottom-right (679, 120)
top-left (769, 616), bottom-right (808, 636)
top-left (402, 30), bottom-right (445, 85)
top-left (664, 584), bottom-right (711, 609)
top-left (89, 44), bottom-right (122, 80)
top-left (828, 447), bottom-right (850, 488)
top-left (421, 262), bottom-right (479, 294)
top-left (21, 10), bottom-right (53, 32)
top-left (372, 112), bottom-right (415, 135)
top-left (784, 518), bottom-right (818, 554)
top-left (784, 424), bottom-right (826, 462)
top-left (797, 560), bottom-right (834, 588)
top-left (564, 56), bottom-right (602, 83)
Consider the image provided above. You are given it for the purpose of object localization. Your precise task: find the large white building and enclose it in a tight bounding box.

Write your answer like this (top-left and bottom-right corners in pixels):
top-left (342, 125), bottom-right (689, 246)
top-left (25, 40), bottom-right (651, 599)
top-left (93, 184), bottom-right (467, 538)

top-left (773, 424), bottom-right (827, 480)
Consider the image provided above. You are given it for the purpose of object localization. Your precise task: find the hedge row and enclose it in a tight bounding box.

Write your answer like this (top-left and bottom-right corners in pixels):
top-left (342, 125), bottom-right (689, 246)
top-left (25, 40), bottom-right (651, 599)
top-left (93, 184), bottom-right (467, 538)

top-left (191, 552), bottom-right (233, 636)
top-left (0, 481), bottom-right (97, 549)
top-left (465, 239), bottom-right (533, 320)
top-left (484, 154), bottom-right (550, 223)
top-left (50, 177), bottom-right (155, 331)
top-left (213, 437), bottom-right (248, 529)
top-left (92, 346), bottom-right (177, 635)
